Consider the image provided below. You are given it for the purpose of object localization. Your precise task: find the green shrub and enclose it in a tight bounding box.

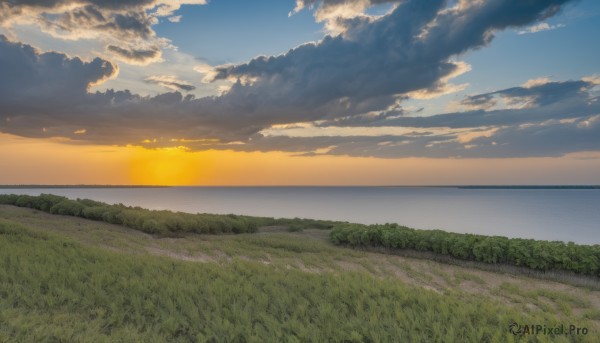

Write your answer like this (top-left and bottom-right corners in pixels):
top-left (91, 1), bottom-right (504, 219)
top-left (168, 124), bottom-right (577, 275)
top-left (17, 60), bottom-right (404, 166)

top-left (14, 194), bottom-right (37, 208)
top-left (49, 200), bottom-right (86, 217)
top-left (81, 206), bottom-right (108, 221)
top-left (142, 218), bottom-right (165, 234)
top-left (2, 194), bottom-right (271, 236)
top-left (0, 194), bottom-right (19, 205)
top-left (30, 194), bottom-right (67, 211)
top-left (330, 224), bottom-right (600, 276)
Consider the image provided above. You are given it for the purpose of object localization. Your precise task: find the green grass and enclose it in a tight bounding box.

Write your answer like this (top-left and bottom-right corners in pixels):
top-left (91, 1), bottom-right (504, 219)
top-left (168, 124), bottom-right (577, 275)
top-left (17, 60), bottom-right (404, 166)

top-left (2, 219), bottom-right (597, 342)
top-left (454, 270), bottom-right (486, 286)
top-left (0, 203), bottom-right (599, 342)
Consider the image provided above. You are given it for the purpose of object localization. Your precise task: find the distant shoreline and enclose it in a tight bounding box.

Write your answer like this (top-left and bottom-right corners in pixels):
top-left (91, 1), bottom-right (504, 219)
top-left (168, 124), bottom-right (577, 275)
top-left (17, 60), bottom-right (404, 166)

top-left (0, 185), bottom-right (598, 189)
top-left (0, 185), bottom-right (171, 189)
top-left (454, 185), bottom-right (600, 189)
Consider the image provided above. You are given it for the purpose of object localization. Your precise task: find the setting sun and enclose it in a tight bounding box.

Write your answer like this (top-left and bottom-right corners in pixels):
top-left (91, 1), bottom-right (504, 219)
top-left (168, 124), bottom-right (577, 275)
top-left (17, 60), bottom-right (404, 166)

top-left (128, 147), bottom-right (207, 185)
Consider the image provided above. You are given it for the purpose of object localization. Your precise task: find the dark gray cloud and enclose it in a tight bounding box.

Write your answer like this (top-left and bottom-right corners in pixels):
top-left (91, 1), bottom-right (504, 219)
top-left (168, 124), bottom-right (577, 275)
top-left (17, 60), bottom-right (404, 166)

top-left (39, 6), bottom-right (155, 40)
top-left (2, 0), bottom-right (597, 160)
top-left (0, 35), bottom-right (117, 102)
top-left (461, 94), bottom-right (496, 110)
top-left (211, 0), bottom-right (573, 120)
top-left (211, 0), bottom-right (449, 105)
top-left (461, 80), bottom-right (590, 109)
top-left (215, 113), bottom-right (600, 159)
top-left (1, 0), bottom-right (156, 11)
top-left (106, 45), bottom-right (161, 65)
top-left (326, 80), bottom-right (600, 129)
top-left (1, 1), bottom-right (156, 39)
top-left (144, 75), bottom-right (196, 91)
top-left (0, 35), bottom-right (264, 143)
top-left (461, 116), bottom-right (600, 158)
top-left (0, 0), bottom-right (204, 65)
top-left (177, 79), bottom-right (600, 158)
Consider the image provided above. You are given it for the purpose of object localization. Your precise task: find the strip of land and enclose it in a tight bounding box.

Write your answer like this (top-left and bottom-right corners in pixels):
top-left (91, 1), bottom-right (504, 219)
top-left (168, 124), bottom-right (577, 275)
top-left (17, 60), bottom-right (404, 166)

top-left (0, 203), bottom-right (599, 342)
top-left (0, 185), bottom-right (170, 188)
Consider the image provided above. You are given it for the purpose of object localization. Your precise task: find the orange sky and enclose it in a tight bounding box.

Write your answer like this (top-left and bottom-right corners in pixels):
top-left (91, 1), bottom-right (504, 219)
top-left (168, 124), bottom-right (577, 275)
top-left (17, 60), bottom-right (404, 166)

top-left (1, 133), bottom-right (600, 185)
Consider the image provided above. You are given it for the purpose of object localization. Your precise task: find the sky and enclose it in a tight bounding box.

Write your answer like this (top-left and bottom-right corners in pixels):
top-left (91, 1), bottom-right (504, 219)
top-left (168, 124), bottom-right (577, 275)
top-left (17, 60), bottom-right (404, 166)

top-left (0, 0), bottom-right (599, 185)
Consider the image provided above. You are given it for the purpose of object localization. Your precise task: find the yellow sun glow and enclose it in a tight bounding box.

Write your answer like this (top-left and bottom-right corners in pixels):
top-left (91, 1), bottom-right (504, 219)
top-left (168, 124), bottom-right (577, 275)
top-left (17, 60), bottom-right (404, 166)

top-left (2, 133), bottom-right (600, 186)
top-left (128, 147), bottom-right (210, 185)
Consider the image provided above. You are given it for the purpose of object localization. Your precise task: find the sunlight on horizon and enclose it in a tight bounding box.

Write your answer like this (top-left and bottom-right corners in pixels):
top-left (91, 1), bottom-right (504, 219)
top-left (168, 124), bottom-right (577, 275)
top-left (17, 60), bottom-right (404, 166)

top-left (2, 133), bottom-right (600, 186)
top-left (128, 147), bottom-right (209, 186)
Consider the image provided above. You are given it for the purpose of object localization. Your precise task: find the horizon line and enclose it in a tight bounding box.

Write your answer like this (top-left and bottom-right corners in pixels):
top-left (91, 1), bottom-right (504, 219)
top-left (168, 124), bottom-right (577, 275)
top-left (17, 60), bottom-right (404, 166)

top-left (1, 184), bottom-right (599, 189)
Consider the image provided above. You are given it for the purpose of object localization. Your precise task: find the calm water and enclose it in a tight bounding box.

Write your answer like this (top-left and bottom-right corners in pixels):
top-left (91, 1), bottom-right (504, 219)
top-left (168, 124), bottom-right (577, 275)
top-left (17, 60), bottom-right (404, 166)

top-left (1, 187), bottom-right (599, 244)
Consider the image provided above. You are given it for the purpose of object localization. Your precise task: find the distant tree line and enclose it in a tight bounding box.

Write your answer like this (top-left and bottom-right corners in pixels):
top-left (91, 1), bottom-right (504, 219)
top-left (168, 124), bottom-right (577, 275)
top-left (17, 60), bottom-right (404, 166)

top-left (0, 194), bottom-right (270, 235)
top-left (330, 224), bottom-right (600, 277)
top-left (0, 194), bottom-right (338, 235)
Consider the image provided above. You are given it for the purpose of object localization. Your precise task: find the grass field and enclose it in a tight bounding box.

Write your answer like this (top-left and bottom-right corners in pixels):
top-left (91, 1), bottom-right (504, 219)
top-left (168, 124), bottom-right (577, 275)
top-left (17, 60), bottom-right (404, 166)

top-left (0, 204), bottom-right (599, 342)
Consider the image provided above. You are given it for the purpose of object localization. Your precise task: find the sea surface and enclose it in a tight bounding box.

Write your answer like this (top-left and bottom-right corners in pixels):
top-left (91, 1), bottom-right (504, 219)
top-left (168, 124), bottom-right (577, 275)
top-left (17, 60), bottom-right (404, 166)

top-left (1, 187), bottom-right (599, 244)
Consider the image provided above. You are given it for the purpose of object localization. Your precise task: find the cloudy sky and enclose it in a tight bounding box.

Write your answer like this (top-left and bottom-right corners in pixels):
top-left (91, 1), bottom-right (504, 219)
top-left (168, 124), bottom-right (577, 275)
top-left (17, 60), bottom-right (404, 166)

top-left (1, 0), bottom-right (599, 185)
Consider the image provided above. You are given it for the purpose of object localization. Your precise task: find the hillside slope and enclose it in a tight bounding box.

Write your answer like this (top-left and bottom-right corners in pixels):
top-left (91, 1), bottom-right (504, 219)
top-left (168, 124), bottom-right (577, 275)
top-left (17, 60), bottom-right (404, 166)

top-left (0, 205), bottom-right (598, 342)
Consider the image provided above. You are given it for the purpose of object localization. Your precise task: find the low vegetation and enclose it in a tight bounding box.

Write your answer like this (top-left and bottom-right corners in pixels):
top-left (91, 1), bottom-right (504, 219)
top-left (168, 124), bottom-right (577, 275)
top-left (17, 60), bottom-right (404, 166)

top-left (2, 218), bottom-right (597, 342)
top-left (0, 194), bottom-right (337, 236)
top-left (2, 194), bottom-right (599, 280)
top-left (330, 224), bottom-right (600, 277)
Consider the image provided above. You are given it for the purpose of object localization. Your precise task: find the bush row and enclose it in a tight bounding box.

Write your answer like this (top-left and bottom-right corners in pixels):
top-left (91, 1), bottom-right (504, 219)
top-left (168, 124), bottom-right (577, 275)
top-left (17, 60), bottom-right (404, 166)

top-left (330, 224), bottom-right (600, 276)
top-left (0, 194), bottom-right (273, 235)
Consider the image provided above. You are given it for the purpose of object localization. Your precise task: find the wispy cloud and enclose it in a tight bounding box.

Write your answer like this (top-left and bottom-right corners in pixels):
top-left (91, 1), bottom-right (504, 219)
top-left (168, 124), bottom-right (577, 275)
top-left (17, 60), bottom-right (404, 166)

top-left (167, 15), bottom-right (182, 23)
top-left (106, 45), bottom-right (162, 65)
top-left (518, 22), bottom-right (565, 34)
top-left (145, 75), bottom-right (196, 91)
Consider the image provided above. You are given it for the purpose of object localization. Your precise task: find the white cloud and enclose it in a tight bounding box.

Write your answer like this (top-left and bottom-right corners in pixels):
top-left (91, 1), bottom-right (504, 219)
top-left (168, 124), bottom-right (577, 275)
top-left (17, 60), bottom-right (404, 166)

top-left (522, 77), bottom-right (552, 88)
top-left (518, 22), bottom-right (565, 35)
top-left (582, 75), bottom-right (600, 85)
top-left (167, 15), bottom-right (182, 23)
